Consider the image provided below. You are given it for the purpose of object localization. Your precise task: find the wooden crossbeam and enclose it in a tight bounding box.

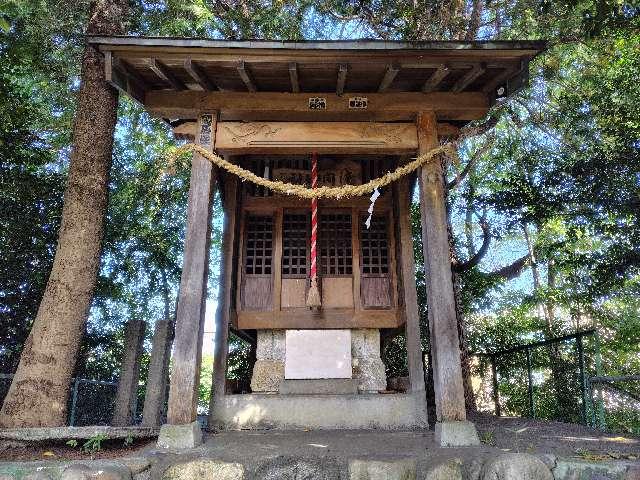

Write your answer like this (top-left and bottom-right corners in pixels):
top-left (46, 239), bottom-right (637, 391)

top-left (422, 65), bottom-right (450, 93)
top-left (237, 60), bottom-right (257, 92)
top-left (452, 63), bottom-right (486, 93)
top-left (378, 64), bottom-right (400, 92)
top-left (336, 64), bottom-right (348, 96)
top-left (146, 91), bottom-right (490, 122)
top-left (148, 58), bottom-right (187, 90)
top-left (288, 62), bottom-right (300, 93)
top-left (184, 58), bottom-right (216, 91)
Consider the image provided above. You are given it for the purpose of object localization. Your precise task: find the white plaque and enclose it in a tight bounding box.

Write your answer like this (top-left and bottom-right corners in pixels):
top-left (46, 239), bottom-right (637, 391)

top-left (285, 330), bottom-right (352, 379)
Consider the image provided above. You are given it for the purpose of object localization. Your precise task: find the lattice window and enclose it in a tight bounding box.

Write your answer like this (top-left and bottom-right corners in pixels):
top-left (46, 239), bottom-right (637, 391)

top-left (244, 215), bottom-right (273, 275)
top-left (282, 212), bottom-right (310, 278)
top-left (319, 212), bottom-right (353, 276)
top-left (360, 214), bottom-right (390, 275)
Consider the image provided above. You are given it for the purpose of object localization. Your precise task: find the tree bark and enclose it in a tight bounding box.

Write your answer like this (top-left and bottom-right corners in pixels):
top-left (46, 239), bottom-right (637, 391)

top-left (0, 0), bottom-right (128, 427)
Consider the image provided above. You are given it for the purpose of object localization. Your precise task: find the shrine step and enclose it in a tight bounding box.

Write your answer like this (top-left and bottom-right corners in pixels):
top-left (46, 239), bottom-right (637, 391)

top-left (279, 378), bottom-right (359, 395)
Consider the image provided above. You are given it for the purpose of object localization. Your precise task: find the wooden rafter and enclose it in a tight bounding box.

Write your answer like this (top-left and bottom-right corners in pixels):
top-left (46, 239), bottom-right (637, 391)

top-left (422, 65), bottom-right (450, 93)
top-left (148, 58), bottom-right (187, 90)
top-left (452, 63), bottom-right (486, 93)
top-left (184, 58), bottom-right (216, 91)
top-left (104, 51), bottom-right (145, 103)
top-left (482, 66), bottom-right (517, 94)
top-left (237, 60), bottom-right (257, 92)
top-left (336, 64), bottom-right (348, 96)
top-left (288, 62), bottom-right (300, 93)
top-left (378, 64), bottom-right (400, 92)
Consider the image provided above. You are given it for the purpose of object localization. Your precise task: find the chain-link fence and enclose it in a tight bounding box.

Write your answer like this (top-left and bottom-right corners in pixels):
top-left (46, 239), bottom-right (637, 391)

top-left (0, 374), bottom-right (118, 426)
top-left (473, 330), bottom-right (640, 435)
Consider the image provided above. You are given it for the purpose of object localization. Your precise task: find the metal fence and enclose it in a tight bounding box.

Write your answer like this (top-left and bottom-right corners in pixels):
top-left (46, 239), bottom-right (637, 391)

top-left (0, 374), bottom-right (118, 426)
top-left (473, 330), bottom-right (640, 435)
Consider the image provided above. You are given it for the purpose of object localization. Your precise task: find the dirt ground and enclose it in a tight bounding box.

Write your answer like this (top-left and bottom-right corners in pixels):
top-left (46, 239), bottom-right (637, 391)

top-left (0, 414), bottom-right (638, 462)
top-left (0, 438), bottom-right (152, 462)
top-left (471, 412), bottom-right (640, 459)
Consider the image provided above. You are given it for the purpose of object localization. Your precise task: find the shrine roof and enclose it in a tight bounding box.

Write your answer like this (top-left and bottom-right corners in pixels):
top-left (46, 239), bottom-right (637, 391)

top-left (88, 36), bottom-right (546, 107)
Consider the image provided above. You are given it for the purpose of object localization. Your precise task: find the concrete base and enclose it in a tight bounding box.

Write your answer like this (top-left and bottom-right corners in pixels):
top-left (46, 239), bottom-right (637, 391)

top-left (434, 420), bottom-right (480, 447)
top-left (279, 379), bottom-right (359, 395)
top-left (210, 392), bottom-right (428, 430)
top-left (157, 421), bottom-right (203, 449)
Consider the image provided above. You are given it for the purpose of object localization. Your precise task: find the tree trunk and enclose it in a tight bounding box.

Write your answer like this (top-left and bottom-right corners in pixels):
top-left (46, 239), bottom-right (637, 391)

top-left (0, 0), bottom-right (128, 427)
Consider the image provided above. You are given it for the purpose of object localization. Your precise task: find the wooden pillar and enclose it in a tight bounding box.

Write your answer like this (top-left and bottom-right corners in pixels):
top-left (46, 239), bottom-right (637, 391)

top-left (112, 319), bottom-right (146, 426)
top-left (207, 172), bottom-right (238, 424)
top-left (394, 176), bottom-right (426, 393)
top-left (416, 111), bottom-right (467, 423)
top-left (142, 318), bottom-right (173, 426)
top-left (167, 112), bottom-right (218, 425)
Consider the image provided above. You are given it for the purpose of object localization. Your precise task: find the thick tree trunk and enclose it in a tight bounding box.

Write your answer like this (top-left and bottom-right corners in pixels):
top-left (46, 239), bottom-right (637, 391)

top-left (112, 319), bottom-right (146, 426)
top-left (0, 0), bottom-right (128, 427)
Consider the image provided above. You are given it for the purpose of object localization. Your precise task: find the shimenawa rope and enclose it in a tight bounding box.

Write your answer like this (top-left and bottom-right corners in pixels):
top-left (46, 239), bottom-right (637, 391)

top-left (168, 142), bottom-right (459, 200)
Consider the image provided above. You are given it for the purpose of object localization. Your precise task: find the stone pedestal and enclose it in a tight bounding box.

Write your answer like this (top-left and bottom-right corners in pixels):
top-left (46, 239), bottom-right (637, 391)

top-left (351, 329), bottom-right (386, 393)
top-left (250, 330), bottom-right (285, 392)
top-left (250, 329), bottom-right (386, 394)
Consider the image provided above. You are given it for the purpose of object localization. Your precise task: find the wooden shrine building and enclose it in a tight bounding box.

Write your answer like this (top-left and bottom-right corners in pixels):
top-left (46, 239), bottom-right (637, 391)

top-left (88, 36), bottom-right (545, 446)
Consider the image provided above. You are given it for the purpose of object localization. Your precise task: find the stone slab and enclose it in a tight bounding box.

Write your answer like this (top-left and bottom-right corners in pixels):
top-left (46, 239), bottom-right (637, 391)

top-left (157, 422), bottom-right (202, 449)
top-left (210, 392), bottom-right (428, 430)
top-left (349, 458), bottom-right (417, 480)
top-left (162, 460), bottom-right (243, 480)
top-left (279, 379), bottom-right (359, 395)
top-left (0, 426), bottom-right (159, 442)
top-left (435, 421), bottom-right (480, 447)
top-left (285, 330), bottom-right (352, 379)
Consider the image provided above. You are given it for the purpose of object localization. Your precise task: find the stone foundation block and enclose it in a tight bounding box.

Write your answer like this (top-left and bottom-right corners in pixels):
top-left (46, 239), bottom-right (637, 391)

top-left (351, 329), bottom-right (381, 358)
top-left (255, 456), bottom-right (342, 480)
top-left (256, 330), bottom-right (285, 361)
top-left (481, 453), bottom-right (553, 480)
top-left (352, 357), bottom-right (386, 393)
top-left (156, 421), bottom-right (202, 449)
top-left (435, 421), bottom-right (480, 447)
top-left (61, 464), bottom-right (132, 480)
top-left (162, 460), bottom-right (244, 480)
top-left (250, 360), bottom-right (284, 393)
top-left (349, 459), bottom-right (416, 480)
top-left (424, 459), bottom-right (463, 480)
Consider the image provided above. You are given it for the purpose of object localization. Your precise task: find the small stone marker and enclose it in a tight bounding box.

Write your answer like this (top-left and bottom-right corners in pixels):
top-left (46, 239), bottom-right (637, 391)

top-left (157, 421), bottom-right (202, 449)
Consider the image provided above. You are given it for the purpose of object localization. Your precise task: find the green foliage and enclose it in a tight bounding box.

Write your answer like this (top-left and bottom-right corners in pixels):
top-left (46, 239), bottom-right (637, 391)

top-left (82, 433), bottom-right (107, 454)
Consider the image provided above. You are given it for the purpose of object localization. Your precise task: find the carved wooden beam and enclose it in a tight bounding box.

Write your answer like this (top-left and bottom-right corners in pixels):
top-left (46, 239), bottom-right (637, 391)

top-left (215, 121), bottom-right (418, 154)
top-left (148, 58), bottom-right (187, 90)
top-left (289, 62), bottom-right (300, 93)
top-left (378, 64), bottom-right (400, 92)
top-left (237, 60), bottom-right (257, 92)
top-left (184, 58), bottom-right (216, 91)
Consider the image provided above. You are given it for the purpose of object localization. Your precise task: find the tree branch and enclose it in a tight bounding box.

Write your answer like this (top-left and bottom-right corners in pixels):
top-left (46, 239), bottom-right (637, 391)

top-left (447, 133), bottom-right (495, 189)
top-left (490, 253), bottom-right (531, 280)
top-left (453, 216), bottom-right (491, 272)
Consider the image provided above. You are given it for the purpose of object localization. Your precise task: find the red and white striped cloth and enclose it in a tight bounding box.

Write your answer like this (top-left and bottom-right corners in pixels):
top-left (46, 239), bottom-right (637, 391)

top-left (306, 152), bottom-right (321, 308)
